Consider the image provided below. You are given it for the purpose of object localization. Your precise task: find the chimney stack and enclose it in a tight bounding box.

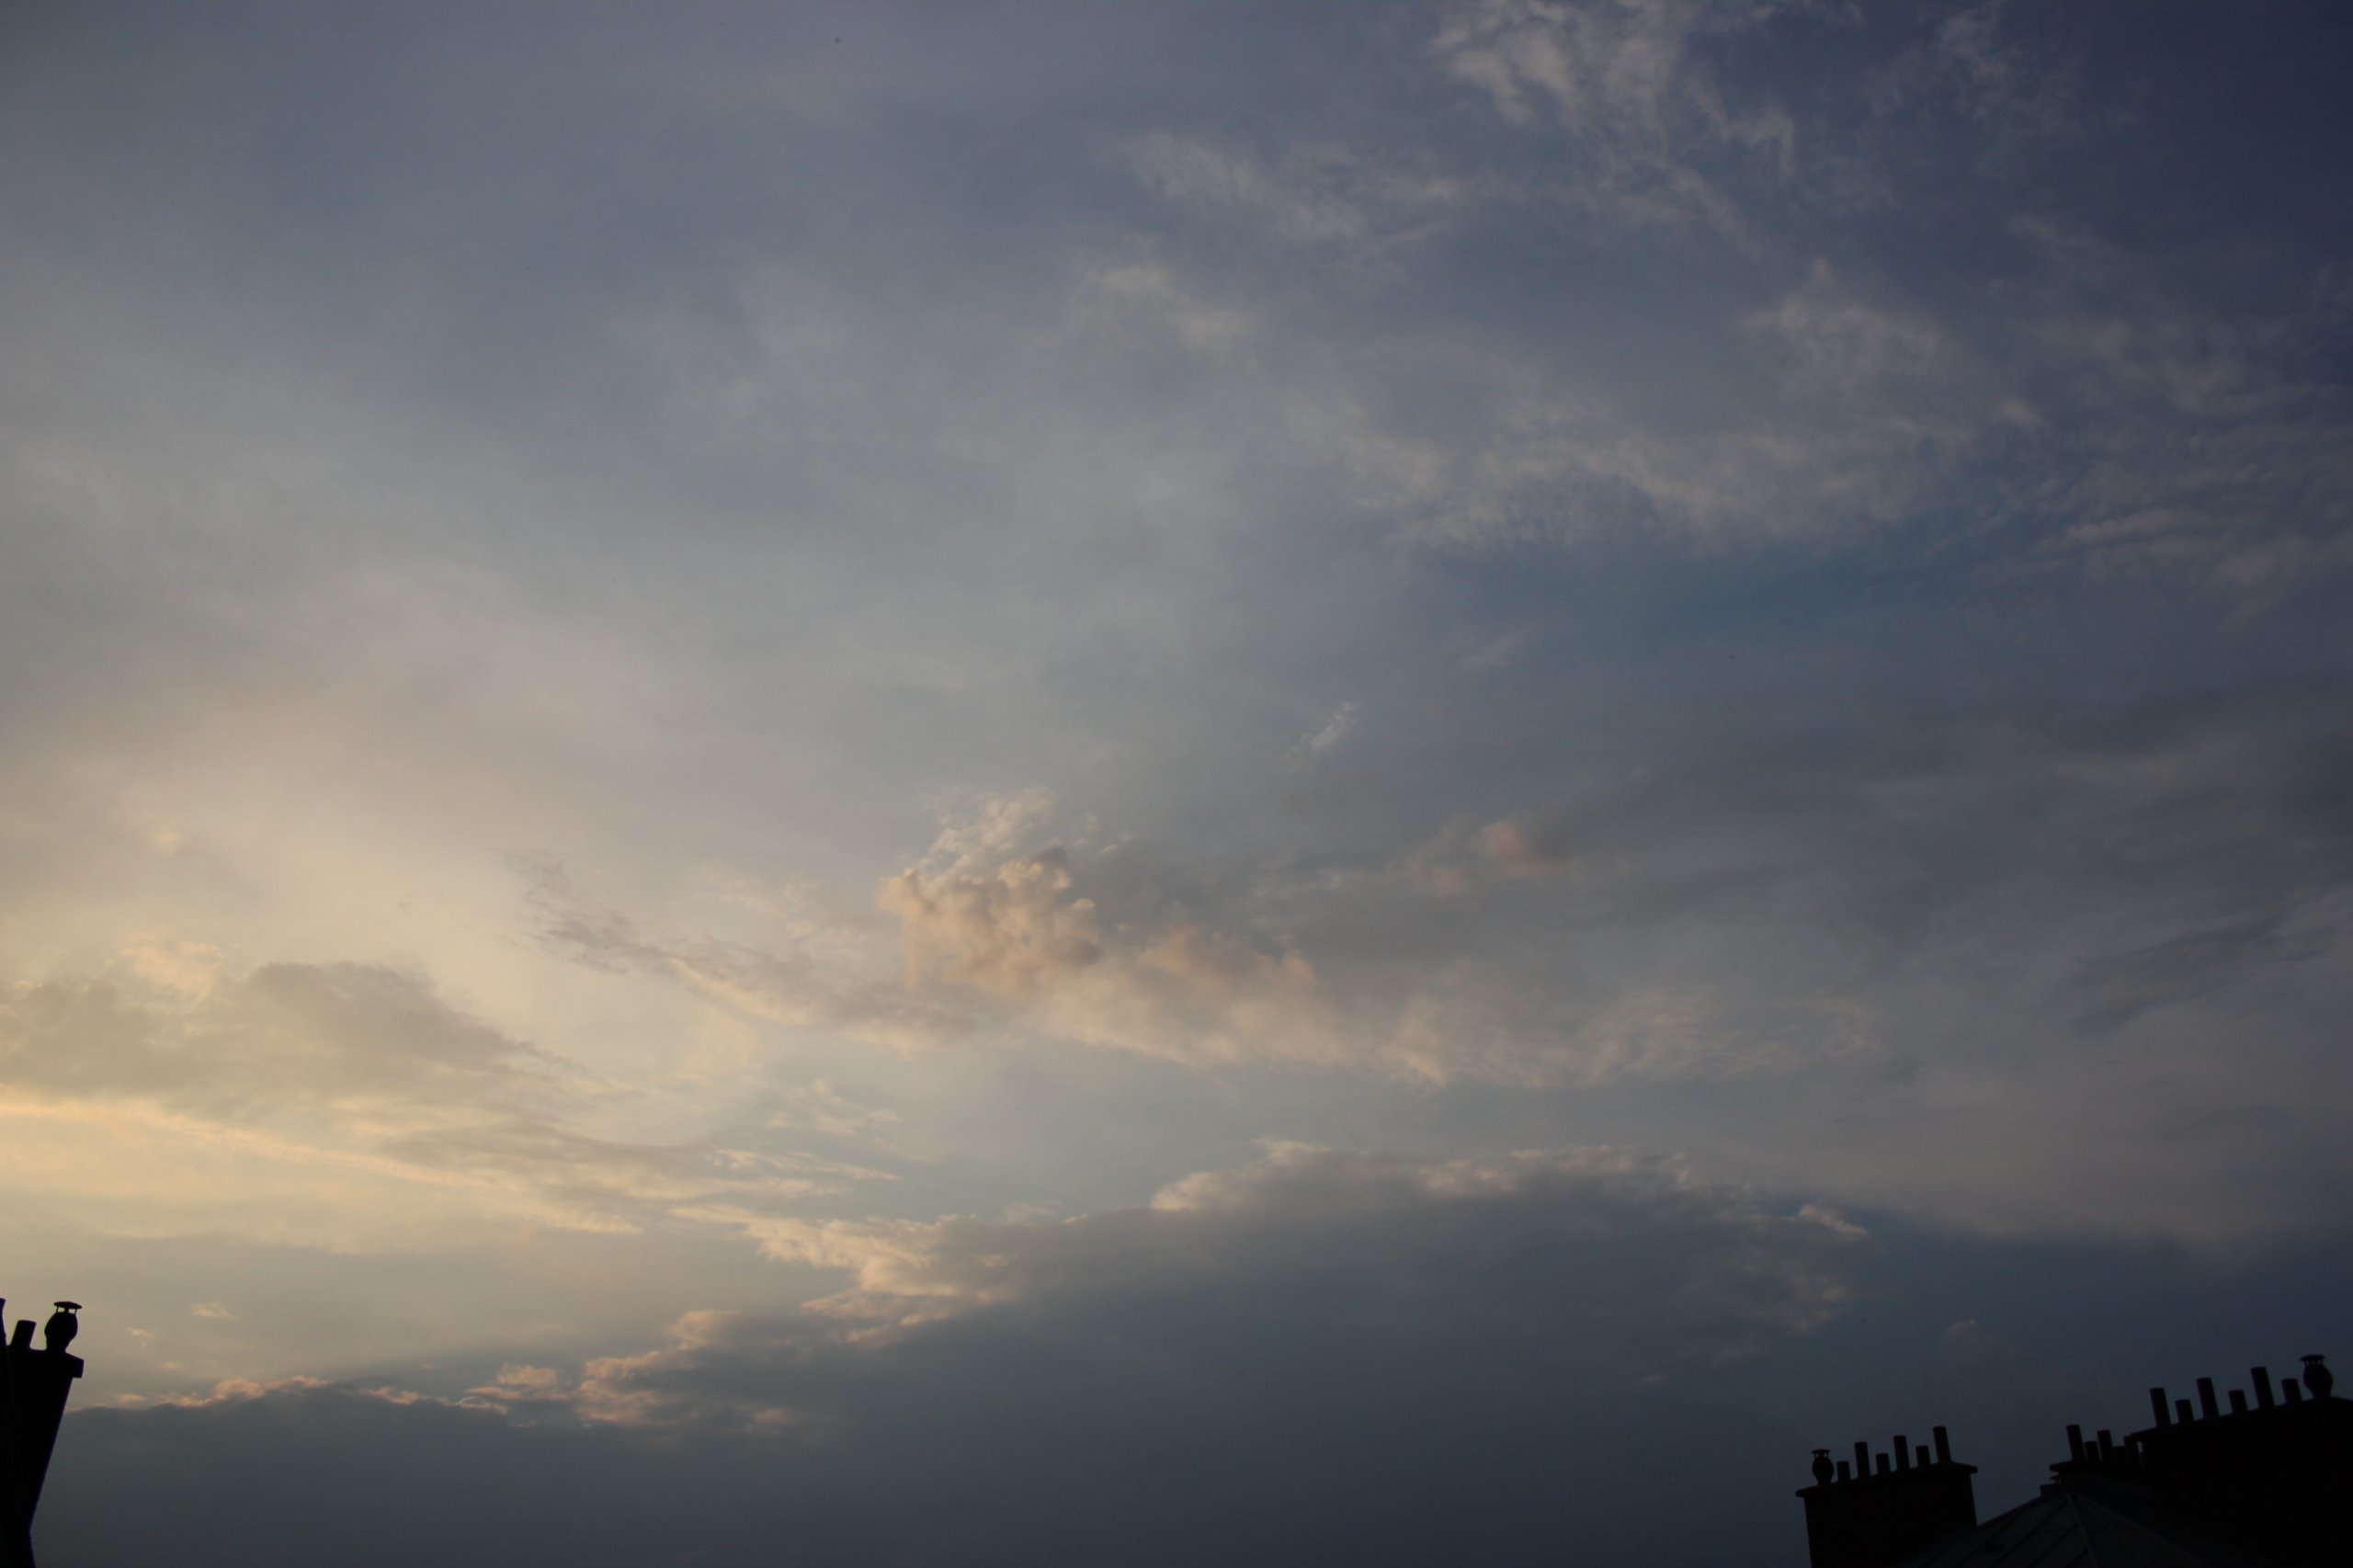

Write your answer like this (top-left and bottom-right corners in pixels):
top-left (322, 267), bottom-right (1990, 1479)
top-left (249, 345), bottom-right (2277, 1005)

top-left (1800, 1347), bottom-right (2351, 1568)
top-left (0, 1293), bottom-right (87, 1567)
top-left (2124, 1348), bottom-right (2351, 1567)
top-left (1796, 1427), bottom-right (1977, 1568)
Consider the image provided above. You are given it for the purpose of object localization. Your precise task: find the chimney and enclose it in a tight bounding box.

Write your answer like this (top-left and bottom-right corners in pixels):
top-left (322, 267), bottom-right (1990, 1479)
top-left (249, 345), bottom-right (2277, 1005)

top-left (1797, 1429), bottom-right (1978, 1568)
top-left (2129, 1349), bottom-right (2352, 1567)
top-left (0, 1296), bottom-right (86, 1565)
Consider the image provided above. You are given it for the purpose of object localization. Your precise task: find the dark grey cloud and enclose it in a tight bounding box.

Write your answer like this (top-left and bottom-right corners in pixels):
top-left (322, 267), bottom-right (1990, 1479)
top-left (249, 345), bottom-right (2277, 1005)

top-left (1412, 679), bottom-right (2353, 967)
top-left (46, 1144), bottom-right (1864, 1567)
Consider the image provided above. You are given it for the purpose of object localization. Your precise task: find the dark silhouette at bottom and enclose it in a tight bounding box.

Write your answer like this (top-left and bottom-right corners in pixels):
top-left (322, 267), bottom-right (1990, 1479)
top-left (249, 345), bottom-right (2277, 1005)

top-left (0, 1299), bottom-right (84, 1568)
top-left (1798, 1350), bottom-right (2346, 1567)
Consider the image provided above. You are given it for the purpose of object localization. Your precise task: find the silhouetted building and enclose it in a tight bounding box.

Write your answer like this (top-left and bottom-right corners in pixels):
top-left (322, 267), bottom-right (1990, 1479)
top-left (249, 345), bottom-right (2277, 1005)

top-left (0, 1300), bottom-right (84, 1568)
top-left (1798, 1351), bottom-right (2345, 1568)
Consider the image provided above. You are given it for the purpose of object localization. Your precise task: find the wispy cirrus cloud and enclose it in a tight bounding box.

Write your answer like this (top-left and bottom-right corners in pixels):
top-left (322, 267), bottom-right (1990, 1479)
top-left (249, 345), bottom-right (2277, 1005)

top-left (0, 949), bottom-right (884, 1250)
top-left (1126, 134), bottom-right (1471, 280)
top-left (1432, 0), bottom-right (1800, 240)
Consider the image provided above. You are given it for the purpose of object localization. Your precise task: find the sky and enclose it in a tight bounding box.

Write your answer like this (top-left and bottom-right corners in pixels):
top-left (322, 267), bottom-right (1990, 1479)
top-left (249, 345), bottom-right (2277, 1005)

top-left (3, 1), bottom-right (2351, 1562)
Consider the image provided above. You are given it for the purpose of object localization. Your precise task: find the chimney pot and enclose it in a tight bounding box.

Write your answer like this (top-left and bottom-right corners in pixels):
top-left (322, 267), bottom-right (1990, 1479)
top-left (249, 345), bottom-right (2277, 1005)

top-left (2228, 1390), bottom-right (2248, 1415)
top-left (2066, 1424), bottom-right (2086, 1464)
top-left (2177, 1397), bottom-right (2195, 1423)
top-left (1933, 1426), bottom-right (1952, 1465)
top-left (1876, 1452), bottom-right (1892, 1476)
top-left (2150, 1387), bottom-right (2171, 1426)
top-left (2282, 1379), bottom-right (2302, 1404)
top-left (1836, 1460), bottom-right (1852, 1483)
top-left (2252, 1367), bottom-right (2275, 1409)
top-left (2198, 1377), bottom-right (2220, 1420)
top-left (1894, 1436), bottom-right (1911, 1472)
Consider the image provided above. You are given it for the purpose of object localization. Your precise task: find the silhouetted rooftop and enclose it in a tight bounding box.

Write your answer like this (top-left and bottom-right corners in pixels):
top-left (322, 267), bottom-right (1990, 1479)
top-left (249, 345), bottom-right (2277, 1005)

top-left (1802, 1353), bottom-right (2345, 1568)
top-left (1891, 1482), bottom-right (2268, 1568)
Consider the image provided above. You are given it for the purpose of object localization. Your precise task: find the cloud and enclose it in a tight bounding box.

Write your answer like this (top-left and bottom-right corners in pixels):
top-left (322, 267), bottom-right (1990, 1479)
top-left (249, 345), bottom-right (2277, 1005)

top-left (2065, 911), bottom-right (2330, 1035)
top-left (661, 1144), bottom-right (1860, 1347)
top-left (1415, 684), bottom-right (2353, 983)
top-left (766, 1079), bottom-right (901, 1144)
top-left (515, 798), bottom-right (1360, 1075)
top-left (881, 848), bottom-right (1108, 1001)
top-left (605, 1143), bottom-right (1868, 1391)
top-left (515, 852), bottom-right (961, 1054)
top-left (45, 1144), bottom-right (1869, 1566)
top-left (522, 665), bottom-right (2353, 1119)
top-left (880, 846), bottom-right (1336, 1067)
top-left (1069, 260), bottom-right (1257, 361)
top-left (1431, 0), bottom-right (1799, 240)
top-left (1279, 700), bottom-right (1358, 770)
top-left (1743, 261), bottom-right (1967, 402)
top-left (3, 0), bottom-right (2347, 1410)
top-left (1126, 135), bottom-right (1468, 279)
top-left (520, 805), bottom-right (1347, 1074)
top-left (0, 955), bottom-right (567, 1120)
top-left (1928, 1), bottom-right (2081, 151)
top-left (0, 951), bottom-right (882, 1250)
top-left (2018, 256), bottom-right (2353, 593)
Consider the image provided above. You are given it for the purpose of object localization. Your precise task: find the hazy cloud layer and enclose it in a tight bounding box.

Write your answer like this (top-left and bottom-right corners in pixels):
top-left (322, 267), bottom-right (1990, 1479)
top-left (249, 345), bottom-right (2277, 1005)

top-left (3, 4), bottom-right (2351, 1552)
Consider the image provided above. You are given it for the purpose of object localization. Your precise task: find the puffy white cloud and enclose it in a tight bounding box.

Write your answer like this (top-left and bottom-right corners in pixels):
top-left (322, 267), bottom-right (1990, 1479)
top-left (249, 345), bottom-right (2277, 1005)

top-left (880, 848), bottom-right (1107, 1001)
top-left (881, 846), bottom-right (1335, 1067)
